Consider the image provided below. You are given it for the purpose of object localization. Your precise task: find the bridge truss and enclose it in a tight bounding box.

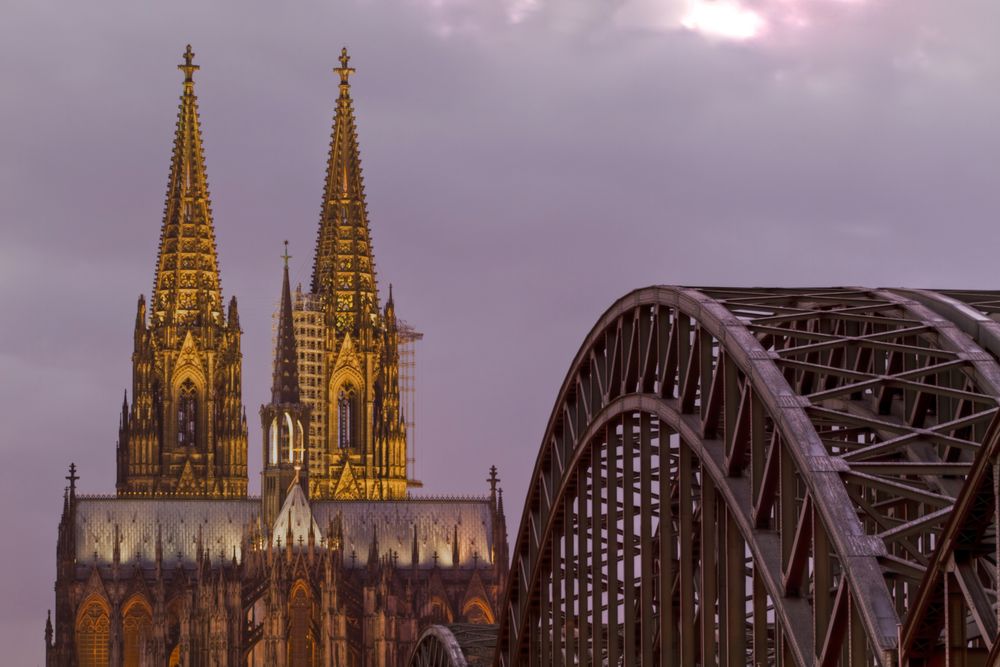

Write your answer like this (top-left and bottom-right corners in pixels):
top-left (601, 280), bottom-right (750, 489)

top-left (493, 287), bottom-right (1000, 666)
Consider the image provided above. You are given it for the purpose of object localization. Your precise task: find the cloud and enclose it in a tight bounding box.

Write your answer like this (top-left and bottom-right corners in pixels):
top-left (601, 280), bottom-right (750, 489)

top-left (411, 0), bottom-right (874, 42)
top-left (679, 1), bottom-right (766, 41)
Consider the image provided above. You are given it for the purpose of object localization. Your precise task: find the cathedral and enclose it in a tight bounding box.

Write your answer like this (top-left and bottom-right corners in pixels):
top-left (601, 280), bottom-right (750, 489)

top-left (46, 46), bottom-right (509, 667)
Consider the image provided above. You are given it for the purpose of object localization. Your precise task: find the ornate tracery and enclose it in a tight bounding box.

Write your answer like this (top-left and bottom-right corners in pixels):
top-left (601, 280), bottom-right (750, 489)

top-left (177, 379), bottom-right (198, 447)
top-left (75, 600), bottom-right (110, 667)
top-left (115, 44), bottom-right (248, 499)
top-left (338, 387), bottom-right (357, 450)
top-left (122, 598), bottom-right (152, 667)
top-left (288, 583), bottom-right (317, 667)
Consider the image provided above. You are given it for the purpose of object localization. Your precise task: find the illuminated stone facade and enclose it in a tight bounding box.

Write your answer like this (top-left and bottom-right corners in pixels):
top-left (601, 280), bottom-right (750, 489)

top-left (46, 46), bottom-right (509, 667)
top-left (115, 45), bottom-right (248, 499)
top-left (304, 50), bottom-right (409, 501)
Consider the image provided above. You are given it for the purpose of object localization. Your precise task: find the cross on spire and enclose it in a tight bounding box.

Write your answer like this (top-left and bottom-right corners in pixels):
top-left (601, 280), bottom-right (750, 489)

top-left (334, 47), bottom-right (356, 88)
top-left (66, 462), bottom-right (79, 497)
top-left (178, 44), bottom-right (199, 84)
top-left (281, 240), bottom-right (292, 268)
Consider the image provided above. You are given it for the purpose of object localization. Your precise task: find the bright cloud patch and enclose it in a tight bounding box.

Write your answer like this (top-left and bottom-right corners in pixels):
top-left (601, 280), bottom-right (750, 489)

top-left (681, 1), bottom-right (766, 41)
top-left (412, 0), bottom-right (871, 43)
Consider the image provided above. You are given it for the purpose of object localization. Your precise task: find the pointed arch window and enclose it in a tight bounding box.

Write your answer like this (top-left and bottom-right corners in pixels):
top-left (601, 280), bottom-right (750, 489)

top-left (177, 380), bottom-right (198, 447)
top-left (288, 584), bottom-right (316, 667)
top-left (76, 602), bottom-right (110, 667)
top-left (122, 602), bottom-right (152, 667)
top-left (462, 598), bottom-right (495, 625)
top-left (338, 387), bottom-right (357, 450)
top-left (269, 417), bottom-right (279, 465)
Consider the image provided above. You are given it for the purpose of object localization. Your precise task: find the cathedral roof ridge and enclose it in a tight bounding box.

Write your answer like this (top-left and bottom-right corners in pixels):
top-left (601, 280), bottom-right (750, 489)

top-left (312, 494), bottom-right (492, 504)
top-left (399, 494), bottom-right (493, 503)
top-left (77, 494), bottom-right (260, 502)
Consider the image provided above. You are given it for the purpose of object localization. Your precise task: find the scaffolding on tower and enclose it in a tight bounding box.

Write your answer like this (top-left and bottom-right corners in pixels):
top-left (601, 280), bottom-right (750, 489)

top-left (397, 320), bottom-right (424, 489)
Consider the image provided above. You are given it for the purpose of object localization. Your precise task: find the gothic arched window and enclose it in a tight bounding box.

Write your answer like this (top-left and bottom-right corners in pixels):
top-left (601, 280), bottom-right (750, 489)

top-left (177, 380), bottom-right (197, 447)
top-left (338, 387), bottom-right (356, 450)
top-left (76, 601), bottom-right (110, 667)
top-left (283, 411), bottom-right (295, 464)
top-left (288, 584), bottom-right (315, 667)
top-left (462, 598), bottom-right (495, 625)
top-left (122, 601), bottom-right (152, 667)
top-left (269, 417), bottom-right (279, 465)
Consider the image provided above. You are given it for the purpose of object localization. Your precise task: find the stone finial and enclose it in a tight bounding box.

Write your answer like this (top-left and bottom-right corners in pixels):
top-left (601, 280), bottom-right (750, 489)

top-left (335, 47), bottom-right (355, 87)
top-left (66, 463), bottom-right (79, 499)
top-left (179, 44), bottom-right (199, 83)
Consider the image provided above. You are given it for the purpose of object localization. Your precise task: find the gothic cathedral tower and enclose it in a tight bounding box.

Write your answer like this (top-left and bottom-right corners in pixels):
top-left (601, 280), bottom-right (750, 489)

top-left (116, 46), bottom-right (248, 498)
top-left (296, 48), bottom-right (408, 500)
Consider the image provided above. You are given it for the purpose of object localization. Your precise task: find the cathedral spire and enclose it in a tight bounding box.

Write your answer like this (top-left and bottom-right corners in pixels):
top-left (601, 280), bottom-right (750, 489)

top-left (311, 47), bottom-right (379, 332)
top-left (272, 241), bottom-right (300, 404)
top-left (262, 240), bottom-right (311, 524)
top-left (152, 44), bottom-right (223, 328)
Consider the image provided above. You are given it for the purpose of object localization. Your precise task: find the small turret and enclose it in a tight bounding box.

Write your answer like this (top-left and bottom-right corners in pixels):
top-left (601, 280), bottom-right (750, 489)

top-left (368, 525), bottom-right (379, 568)
top-left (66, 463), bottom-right (78, 505)
top-left (134, 294), bottom-right (146, 335)
top-left (488, 465), bottom-right (499, 509)
top-left (228, 296), bottom-right (240, 330)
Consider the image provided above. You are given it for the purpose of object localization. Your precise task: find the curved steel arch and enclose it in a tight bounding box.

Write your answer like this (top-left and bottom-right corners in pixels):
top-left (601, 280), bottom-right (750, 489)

top-left (410, 624), bottom-right (499, 667)
top-left (494, 286), bottom-right (1000, 666)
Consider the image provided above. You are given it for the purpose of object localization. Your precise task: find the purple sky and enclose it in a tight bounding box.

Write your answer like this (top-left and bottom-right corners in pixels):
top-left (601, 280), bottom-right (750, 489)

top-left (3, 0), bottom-right (1000, 662)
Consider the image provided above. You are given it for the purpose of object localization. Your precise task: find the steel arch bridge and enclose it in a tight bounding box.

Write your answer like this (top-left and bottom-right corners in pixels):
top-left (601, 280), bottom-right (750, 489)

top-left (490, 287), bottom-right (1000, 667)
top-left (410, 624), bottom-right (499, 666)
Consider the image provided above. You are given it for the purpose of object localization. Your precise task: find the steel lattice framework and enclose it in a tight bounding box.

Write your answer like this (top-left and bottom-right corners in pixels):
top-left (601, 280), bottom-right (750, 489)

top-left (410, 624), bottom-right (499, 666)
top-left (492, 286), bottom-right (1000, 667)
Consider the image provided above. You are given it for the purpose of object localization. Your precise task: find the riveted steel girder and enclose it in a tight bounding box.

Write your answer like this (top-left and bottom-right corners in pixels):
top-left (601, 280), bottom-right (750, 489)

top-left (493, 286), bottom-right (1000, 667)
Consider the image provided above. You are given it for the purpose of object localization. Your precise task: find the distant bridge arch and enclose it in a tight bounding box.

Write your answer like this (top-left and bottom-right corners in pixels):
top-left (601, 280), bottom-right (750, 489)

top-left (409, 624), bottom-right (498, 667)
top-left (491, 287), bottom-right (1000, 666)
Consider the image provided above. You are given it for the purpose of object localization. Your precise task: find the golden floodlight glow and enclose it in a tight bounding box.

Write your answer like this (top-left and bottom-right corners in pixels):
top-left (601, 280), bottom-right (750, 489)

top-left (681, 0), bottom-right (766, 41)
